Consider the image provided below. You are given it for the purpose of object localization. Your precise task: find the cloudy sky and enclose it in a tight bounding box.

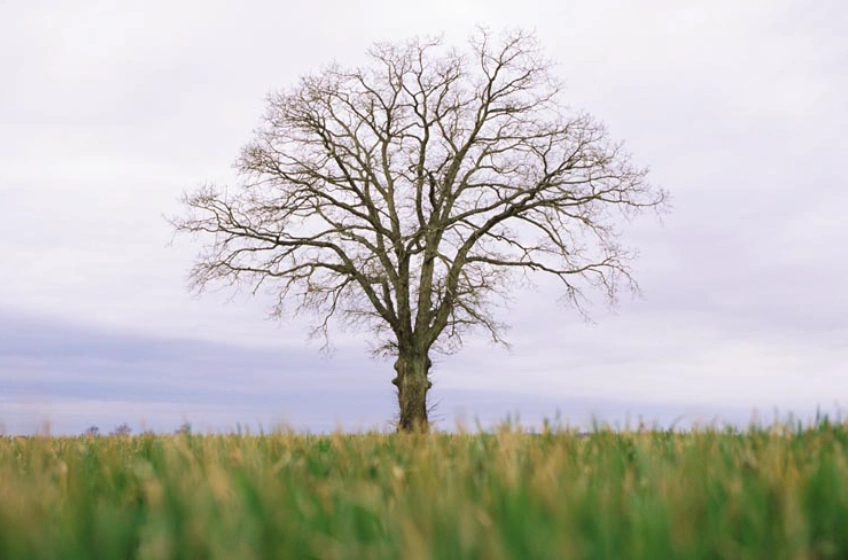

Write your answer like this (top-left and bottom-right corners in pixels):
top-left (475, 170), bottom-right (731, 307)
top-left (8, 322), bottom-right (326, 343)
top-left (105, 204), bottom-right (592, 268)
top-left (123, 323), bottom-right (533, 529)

top-left (2, 0), bottom-right (846, 435)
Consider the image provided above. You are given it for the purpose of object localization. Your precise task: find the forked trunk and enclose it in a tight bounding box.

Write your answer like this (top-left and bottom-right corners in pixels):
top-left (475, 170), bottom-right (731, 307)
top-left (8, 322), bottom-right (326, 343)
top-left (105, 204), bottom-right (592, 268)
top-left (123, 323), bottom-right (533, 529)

top-left (392, 353), bottom-right (432, 432)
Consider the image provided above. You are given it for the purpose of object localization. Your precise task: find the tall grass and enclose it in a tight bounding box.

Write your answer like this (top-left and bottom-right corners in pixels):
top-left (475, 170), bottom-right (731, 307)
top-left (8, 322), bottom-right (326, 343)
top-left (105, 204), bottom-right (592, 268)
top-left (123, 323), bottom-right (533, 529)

top-left (1, 421), bottom-right (847, 559)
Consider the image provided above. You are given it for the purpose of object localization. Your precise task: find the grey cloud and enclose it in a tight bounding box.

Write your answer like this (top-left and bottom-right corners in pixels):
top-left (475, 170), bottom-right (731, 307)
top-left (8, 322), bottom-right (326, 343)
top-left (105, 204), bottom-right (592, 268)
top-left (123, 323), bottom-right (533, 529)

top-left (1, 0), bottom-right (846, 433)
top-left (0, 310), bottom-right (394, 434)
top-left (4, 311), bottom-right (823, 436)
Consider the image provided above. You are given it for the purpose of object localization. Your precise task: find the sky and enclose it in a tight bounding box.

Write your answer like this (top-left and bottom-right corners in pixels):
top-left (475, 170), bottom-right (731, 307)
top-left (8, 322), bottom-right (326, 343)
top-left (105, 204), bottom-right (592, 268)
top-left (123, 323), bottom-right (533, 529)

top-left (1, 0), bottom-right (846, 434)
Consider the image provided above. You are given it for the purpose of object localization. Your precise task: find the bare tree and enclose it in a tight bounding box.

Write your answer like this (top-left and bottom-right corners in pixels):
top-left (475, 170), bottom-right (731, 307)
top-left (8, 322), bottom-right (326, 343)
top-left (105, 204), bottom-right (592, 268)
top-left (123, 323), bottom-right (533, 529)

top-left (111, 423), bottom-right (132, 436)
top-left (173, 30), bottom-right (666, 432)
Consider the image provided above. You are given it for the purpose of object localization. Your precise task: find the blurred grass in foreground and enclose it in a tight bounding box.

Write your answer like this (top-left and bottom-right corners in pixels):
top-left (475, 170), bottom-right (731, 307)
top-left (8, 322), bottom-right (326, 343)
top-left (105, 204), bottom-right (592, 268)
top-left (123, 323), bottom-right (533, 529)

top-left (1, 420), bottom-right (847, 559)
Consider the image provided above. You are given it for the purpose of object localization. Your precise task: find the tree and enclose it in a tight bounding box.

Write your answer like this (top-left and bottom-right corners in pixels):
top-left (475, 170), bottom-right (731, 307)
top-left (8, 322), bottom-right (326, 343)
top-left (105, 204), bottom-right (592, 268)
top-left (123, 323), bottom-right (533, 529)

top-left (175, 422), bottom-right (192, 436)
top-left (111, 423), bottom-right (132, 436)
top-left (173, 30), bottom-right (666, 432)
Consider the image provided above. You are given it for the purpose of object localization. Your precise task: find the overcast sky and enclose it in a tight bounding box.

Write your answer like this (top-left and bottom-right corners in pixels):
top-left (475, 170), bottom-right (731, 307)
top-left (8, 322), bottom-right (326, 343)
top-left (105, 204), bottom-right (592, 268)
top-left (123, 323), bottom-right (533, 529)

top-left (1, 0), bottom-right (846, 435)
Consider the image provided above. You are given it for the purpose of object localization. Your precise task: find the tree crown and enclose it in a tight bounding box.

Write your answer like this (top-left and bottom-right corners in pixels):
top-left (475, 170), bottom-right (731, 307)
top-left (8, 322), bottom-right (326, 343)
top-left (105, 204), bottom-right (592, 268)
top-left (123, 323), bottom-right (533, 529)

top-left (174, 30), bottom-right (666, 357)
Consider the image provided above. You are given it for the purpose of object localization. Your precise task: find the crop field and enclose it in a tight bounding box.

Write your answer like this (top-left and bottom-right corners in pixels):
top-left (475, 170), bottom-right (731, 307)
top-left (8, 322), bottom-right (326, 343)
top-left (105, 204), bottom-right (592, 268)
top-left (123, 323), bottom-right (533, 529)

top-left (1, 422), bottom-right (847, 559)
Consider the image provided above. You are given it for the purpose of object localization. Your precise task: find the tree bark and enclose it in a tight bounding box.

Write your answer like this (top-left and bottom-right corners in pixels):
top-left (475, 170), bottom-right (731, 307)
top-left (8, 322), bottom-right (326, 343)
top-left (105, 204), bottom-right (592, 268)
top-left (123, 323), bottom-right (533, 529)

top-left (392, 353), bottom-right (432, 432)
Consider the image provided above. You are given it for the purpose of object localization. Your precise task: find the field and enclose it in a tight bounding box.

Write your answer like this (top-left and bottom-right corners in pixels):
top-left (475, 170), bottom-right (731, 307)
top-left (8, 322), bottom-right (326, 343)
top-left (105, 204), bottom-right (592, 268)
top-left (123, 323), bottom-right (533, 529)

top-left (1, 422), bottom-right (847, 559)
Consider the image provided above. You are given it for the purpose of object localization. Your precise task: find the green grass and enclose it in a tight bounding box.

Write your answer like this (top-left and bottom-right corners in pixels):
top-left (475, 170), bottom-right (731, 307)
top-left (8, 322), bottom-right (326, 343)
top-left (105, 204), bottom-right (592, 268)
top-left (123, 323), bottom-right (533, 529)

top-left (1, 421), bottom-right (848, 559)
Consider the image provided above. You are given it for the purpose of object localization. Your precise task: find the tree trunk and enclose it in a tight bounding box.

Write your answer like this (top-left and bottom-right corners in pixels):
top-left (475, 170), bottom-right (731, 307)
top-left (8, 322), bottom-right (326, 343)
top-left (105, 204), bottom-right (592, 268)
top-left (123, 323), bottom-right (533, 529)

top-left (392, 353), bottom-right (432, 432)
